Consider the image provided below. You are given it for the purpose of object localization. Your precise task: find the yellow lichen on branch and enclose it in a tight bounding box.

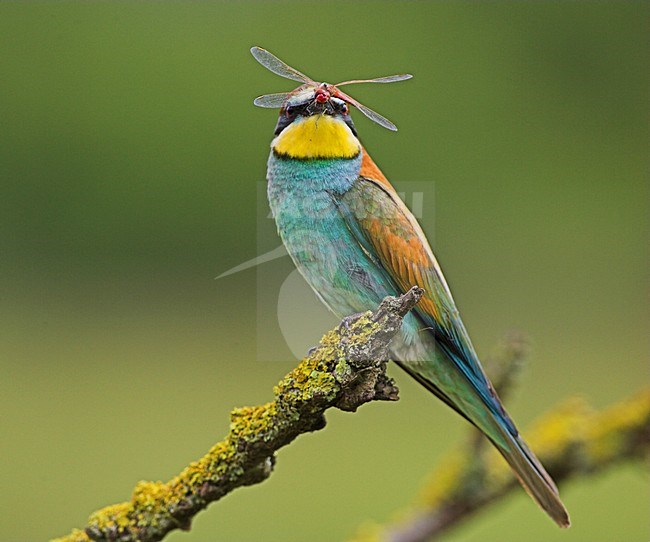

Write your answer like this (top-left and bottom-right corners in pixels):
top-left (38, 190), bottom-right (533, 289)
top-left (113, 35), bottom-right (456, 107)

top-left (52, 288), bottom-right (423, 542)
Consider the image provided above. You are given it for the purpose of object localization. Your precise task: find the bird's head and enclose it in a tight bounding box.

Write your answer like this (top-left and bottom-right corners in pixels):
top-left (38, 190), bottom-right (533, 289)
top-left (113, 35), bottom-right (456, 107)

top-left (251, 47), bottom-right (411, 160)
top-left (274, 83), bottom-right (356, 138)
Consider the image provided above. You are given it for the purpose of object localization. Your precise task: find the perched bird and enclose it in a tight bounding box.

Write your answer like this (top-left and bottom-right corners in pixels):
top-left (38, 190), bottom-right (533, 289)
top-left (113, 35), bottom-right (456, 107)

top-left (251, 46), bottom-right (569, 527)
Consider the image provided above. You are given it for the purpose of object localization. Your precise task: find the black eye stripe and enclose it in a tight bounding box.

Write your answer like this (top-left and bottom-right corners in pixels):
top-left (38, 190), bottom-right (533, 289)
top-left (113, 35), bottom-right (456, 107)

top-left (274, 97), bottom-right (357, 136)
top-left (285, 103), bottom-right (308, 116)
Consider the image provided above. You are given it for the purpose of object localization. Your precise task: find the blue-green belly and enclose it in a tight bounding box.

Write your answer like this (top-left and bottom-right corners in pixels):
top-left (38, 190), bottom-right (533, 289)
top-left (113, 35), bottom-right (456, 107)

top-left (266, 152), bottom-right (507, 439)
top-left (266, 152), bottom-right (430, 356)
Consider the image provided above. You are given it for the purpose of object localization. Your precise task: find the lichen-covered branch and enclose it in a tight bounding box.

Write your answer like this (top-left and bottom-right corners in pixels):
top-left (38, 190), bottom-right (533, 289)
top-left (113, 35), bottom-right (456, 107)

top-left (349, 388), bottom-right (650, 542)
top-left (52, 287), bottom-right (424, 542)
top-left (52, 292), bottom-right (649, 542)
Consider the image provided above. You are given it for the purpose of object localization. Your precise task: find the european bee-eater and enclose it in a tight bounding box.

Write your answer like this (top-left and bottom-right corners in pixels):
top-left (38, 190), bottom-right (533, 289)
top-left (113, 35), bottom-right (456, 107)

top-left (251, 46), bottom-right (569, 527)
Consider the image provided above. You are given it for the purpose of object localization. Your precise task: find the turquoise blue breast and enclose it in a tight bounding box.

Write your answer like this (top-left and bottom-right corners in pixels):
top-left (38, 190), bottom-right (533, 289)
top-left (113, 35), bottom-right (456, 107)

top-left (267, 151), bottom-right (438, 360)
top-left (267, 152), bottom-right (388, 316)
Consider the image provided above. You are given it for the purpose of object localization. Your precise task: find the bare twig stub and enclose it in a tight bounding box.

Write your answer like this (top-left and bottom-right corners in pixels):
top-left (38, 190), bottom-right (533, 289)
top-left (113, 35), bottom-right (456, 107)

top-left (52, 287), bottom-right (424, 542)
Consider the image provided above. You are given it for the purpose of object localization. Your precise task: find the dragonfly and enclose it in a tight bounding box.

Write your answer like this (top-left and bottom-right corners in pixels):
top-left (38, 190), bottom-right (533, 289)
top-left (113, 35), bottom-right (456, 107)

top-left (250, 46), bottom-right (412, 131)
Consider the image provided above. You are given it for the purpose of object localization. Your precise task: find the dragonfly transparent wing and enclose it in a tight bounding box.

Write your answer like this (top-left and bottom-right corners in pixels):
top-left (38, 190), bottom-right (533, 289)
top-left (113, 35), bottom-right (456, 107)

top-left (335, 89), bottom-right (399, 131)
top-left (253, 92), bottom-right (292, 108)
top-left (336, 74), bottom-right (413, 86)
top-left (250, 47), bottom-right (314, 84)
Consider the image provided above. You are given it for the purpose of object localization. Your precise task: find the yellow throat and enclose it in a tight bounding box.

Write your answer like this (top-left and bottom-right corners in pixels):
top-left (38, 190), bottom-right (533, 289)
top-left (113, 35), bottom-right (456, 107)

top-left (271, 114), bottom-right (361, 159)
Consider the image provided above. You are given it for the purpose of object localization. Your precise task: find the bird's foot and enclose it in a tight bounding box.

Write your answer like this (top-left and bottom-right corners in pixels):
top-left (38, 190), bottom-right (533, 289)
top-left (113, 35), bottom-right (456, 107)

top-left (338, 312), bottom-right (366, 334)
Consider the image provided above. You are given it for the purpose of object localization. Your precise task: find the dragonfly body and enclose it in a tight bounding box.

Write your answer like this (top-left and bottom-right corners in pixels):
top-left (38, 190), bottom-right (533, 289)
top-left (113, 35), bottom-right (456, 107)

top-left (253, 46), bottom-right (570, 527)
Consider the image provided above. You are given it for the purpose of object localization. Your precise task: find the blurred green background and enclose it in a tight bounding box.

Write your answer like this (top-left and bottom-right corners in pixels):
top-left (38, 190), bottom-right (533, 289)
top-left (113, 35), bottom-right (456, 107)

top-left (1, 2), bottom-right (647, 541)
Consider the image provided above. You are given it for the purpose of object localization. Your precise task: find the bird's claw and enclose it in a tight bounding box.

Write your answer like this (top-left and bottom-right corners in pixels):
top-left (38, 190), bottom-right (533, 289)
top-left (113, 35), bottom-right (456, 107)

top-left (338, 312), bottom-right (366, 334)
